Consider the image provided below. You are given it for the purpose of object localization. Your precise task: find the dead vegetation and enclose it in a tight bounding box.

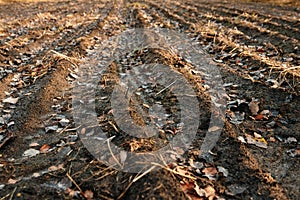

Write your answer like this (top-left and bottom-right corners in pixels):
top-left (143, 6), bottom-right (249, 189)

top-left (0, 0), bottom-right (299, 199)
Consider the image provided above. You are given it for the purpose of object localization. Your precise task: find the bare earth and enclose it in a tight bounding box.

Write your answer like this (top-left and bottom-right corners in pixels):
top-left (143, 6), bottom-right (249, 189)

top-left (0, 0), bottom-right (299, 199)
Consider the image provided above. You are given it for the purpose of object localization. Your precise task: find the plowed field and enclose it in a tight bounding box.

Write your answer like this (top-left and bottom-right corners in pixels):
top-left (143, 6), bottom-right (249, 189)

top-left (0, 0), bottom-right (299, 199)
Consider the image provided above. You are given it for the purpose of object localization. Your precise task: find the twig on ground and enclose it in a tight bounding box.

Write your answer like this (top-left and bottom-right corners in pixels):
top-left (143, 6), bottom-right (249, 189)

top-left (117, 166), bottom-right (156, 200)
top-left (66, 173), bottom-right (83, 193)
top-left (50, 50), bottom-right (79, 68)
top-left (107, 136), bottom-right (122, 168)
top-left (155, 80), bottom-right (177, 96)
top-left (150, 162), bottom-right (197, 180)
top-left (9, 187), bottom-right (17, 200)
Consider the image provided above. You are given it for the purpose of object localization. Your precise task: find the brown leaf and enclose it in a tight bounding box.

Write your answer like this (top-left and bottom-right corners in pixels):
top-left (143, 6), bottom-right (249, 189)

top-left (204, 185), bottom-right (216, 200)
top-left (83, 190), bottom-right (94, 200)
top-left (29, 142), bottom-right (40, 147)
top-left (249, 100), bottom-right (259, 116)
top-left (40, 144), bottom-right (50, 153)
top-left (181, 181), bottom-right (204, 200)
top-left (65, 188), bottom-right (79, 197)
top-left (254, 114), bottom-right (265, 120)
top-left (48, 164), bottom-right (64, 171)
top-left (202, 167), bottom-right (218, 176)
top-left (8, 178), bottom-right (20, 184)
top-left (80, 128), bottom-right (86, 134)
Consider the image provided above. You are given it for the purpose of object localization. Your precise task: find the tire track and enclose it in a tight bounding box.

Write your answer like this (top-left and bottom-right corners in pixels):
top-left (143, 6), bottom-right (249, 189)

top-left (0, 1), bottom-right (299, 199)
top-left (147, 0), bottom-right (299, 93)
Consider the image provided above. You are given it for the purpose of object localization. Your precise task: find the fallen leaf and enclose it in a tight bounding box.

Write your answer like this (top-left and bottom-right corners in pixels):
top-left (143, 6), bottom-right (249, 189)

top-left (202, 167), bottom-right (218, 180)
top-left (254, 114), bottom-right (265, 120)
top-left (23, 148), bottom-right (40, 157)
top-left (217, 166), bottom-right (229, 177)
top-left (245, 134), bottom-right (267, 148)
top-left (65, 188), bottom-right (80, 197)
top-left (59, 118), bottom-right (70, 127)
top-left (0, 131), bottom-right (14, 149)
top-left (3, 97), bottom-right (19, 104)
top-left (181, 181), bottom-right (203, 200)
top-left (8, 178), bottom-right (20, 184)
top-left (176, 166), bottom-right (191, 177)
top-left (32, 172), bottom-right (41, 178)
top-left (285, 137), bottom-right (297, 143)
top-left (48, 164), bottom-right (64, 171)
top-left (45, 125), bottom-right (59, 133)
top-left (237, 136), bottom-right (246, 143)
top-left (202, 167), bottom-right (218, 176)
top-left (29, 142), bottom-right (40, 147)
top-left (203, 185), bottom-right (216, 200)
top-left (40, 144), bottom-right (51, 153)
top-left (83, 190), bottom-right (94, 200)
top-left (208, 126), bottom-right (221, 132)
top-left (257, 47), bottom-right (265, 52)
top-left (249, 99), bottom-right (259, 115)
top-left (69, 73), bottom-right (78, 79)
top-left (80, 128), bottom-right (86, 134)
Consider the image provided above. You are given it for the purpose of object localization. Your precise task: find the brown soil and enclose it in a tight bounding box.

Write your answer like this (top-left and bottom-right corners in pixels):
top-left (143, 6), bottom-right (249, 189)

top-left (0, 0), bottom-right (299, 199)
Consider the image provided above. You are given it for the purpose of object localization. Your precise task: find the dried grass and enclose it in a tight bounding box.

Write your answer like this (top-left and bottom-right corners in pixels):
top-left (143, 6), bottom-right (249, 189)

top-left (192, 18), bottom-right (300, 93)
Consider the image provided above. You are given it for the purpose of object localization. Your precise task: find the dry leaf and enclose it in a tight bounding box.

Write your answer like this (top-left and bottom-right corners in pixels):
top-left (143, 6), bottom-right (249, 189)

top-left (23, 148), bottom-right (40, 157)
top-left (8, 178), bottom-right (20, 184)
top-left (269, 137), bottom-right (276, 142)
top-left (208, 126), bottom-right (221, 132)
top-left (83, 190), bottom-right (94, 200)
top-left (176, 166), bottom-right (191, 177)
top-left (249, 100), bottom-right (259, 115)
top-left (181, 181), bottom-right (203, 200)
top-left (40, 144), bottom-right (50, 153)
top-left (48, 164), bottom-right (64, 171)
top-left (65, 188), bottom-right (80, 197)
top-left (3, 97), bottom-right (19, 104)
top-left (45, 125), bottom-right (58, 133)
top-left (217, 166), bottom-right (229, 177)
top-left (254, 114), bottom-right (265, 120)
top-left (59, 118), bottom-right (70, 127)
top-left (80, 128), bottom-right (86, 134)
top-left (202, 167), bottom-right (218, 176)
top-left (204, 185), bottom-right (216, 200)
top-left (29, 142), bottom-right (40, 147)
top-left (32, 172), bottom-right (41, 178)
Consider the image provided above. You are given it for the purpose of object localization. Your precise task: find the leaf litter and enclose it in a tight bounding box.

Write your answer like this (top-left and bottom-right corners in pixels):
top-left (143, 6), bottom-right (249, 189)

top-left (0, 0), bottom-right (299, 199)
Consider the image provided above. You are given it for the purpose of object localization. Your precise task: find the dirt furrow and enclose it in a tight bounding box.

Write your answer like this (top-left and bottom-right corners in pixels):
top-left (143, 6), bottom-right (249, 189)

top-left (192, 1), bottom-right (300, 27)
top-left (188, 2), bottom-right (300, 41)
top-left (177, 1), bottom-right (300, 53)
top-left (211, 4), bottom-right (300, 28)
top-left (0, 0), bottom-right (299, 199)
top-left (1, 0), bottom-right (115, 175)
top-left (143, 1), bottom-right (299, 92)
top-left (116, 2), bottom-right (299, 198)
top-left (0, 0), bottom-right (110, 51)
